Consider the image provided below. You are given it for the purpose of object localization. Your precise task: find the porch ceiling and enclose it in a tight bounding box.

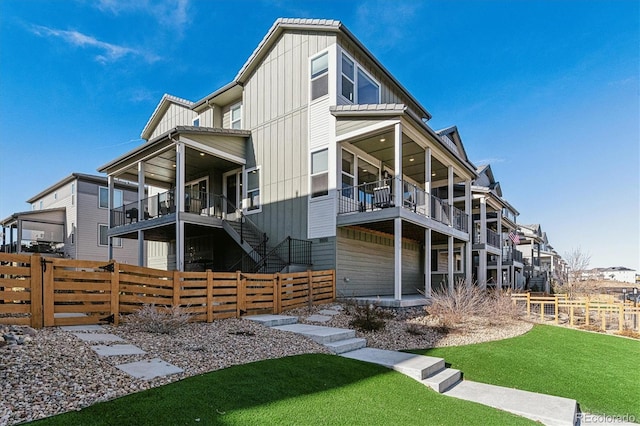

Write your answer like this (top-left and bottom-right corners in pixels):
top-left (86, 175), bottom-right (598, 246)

top-left (347, 131), bottom-right (449, 184)
top-left (349, 221), bottom-right (454, 245)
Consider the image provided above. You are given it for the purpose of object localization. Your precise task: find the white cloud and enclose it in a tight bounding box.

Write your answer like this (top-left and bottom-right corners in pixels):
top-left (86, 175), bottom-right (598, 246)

top-left (29, 24), bottom-right (160, 64)
top-left (96, 0), bottom-right (190, 33)
top-left (355, 0), bottom-right (422, 51)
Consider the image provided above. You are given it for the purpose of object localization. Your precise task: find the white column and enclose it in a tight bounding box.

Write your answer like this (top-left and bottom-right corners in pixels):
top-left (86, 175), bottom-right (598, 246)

top-left (137, 162), bottom-right (145, 266)
top-left (424, 228), bottom-right (431, 297)
top-left (394, 217), bottom-right (402, 300)
top-left (447, 166), bottom-right (454, 225)
top-left (448, 236), bottom-right (454, 293)
top-left (394, 123), bottom-right (403, 206)
top-left (478, 196), bottom-right (487, 288)
top-left (175, 142), bottom-right (186, 271)
top-left (497, 212), bottom-right (503, 289)
top-left (465, 180), bottom-right (472, 288)
top-left (425, 147), bottom-right (431, 215)
top-left (107, 175), bottom-right (114, 261)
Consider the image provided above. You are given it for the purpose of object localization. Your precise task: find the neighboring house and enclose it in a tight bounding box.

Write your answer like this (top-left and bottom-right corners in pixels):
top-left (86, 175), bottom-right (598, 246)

top-left (470, 164), bottom-right (524, 289)
top-left (515, 224), bottom-right (565, 292)
top-left (98, 18), bottom-right (479, 305)
top-left (596, 267), bottom-right (636, 284)
top-left (1, 173), bottom-right (138, 264)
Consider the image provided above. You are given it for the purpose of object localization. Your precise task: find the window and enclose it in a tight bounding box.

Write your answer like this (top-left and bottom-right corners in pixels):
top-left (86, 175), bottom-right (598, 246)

top-left (311, 149), bottom-right (329, 198)
top-left (99, 224), bottom-right (121, 247)
top-left (193, 116), bottom-right (200, 127)
top-left (230, 103), bottom-right (242, 129)
top-left (54, 192), bottom-right (57, 200)
top-left (340, 53), bottom-right (380, 104)
top-left (70, 222), bottom-right (75, 245)
top-left (310, 52), bottom-right (329, 101)
top-left (99, 187), bottom-right (123, 209)
top-left (39, 201), bottom-right (43, 210)
top-left (246, 167), bottom-right (260, 211)
top-left (71, 183), bottom-right (75, 206)
top-left (341, 150), bottom-right (354, 198)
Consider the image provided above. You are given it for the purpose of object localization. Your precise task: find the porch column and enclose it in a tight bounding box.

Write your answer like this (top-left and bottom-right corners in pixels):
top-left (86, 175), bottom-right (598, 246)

top-left (496, 212), bottom-right (503, 289)
top-left (16, 221), bottom-right (22, 254)
top-left (465, 180), bottom-right (472, 288)
top-left (448, 235), bottom-right (454, 293)
top-left (447, 166), bottom-right (454, 224)
top-left (175, 142), bottom-right (186, 271)
top-left (393, 123), bottom-right (402, 206)
top-left (107, 175), bottom-right (114, 261)
top-left (394, 217), bottom-right (402, 300)
top-left (424, 228), bottom-right (431, 297)
top-left (425, 147), bottom-right (431, 215)
top-left (478, 196), bottom-right (487, 288)
top-left (137, 162), bottom-right (146, 267)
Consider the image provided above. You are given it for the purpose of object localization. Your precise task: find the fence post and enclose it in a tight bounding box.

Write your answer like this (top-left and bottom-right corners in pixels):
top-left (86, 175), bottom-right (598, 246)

top-left (526, 293), bottom-right (531, 317)
top-left (569, 304), bottom-right (574, 326)
top-left (585, 301), bottom-right (590, 326)
top-left (43, 257), bottom-right (55, 327)
top-left (30, 254), bottom-right (43, 328)
top-left (554, 295), bottom-right (559, 324)
top-left (332, 270), bottom-right (336, 301)
top-left (110, 261), bottom-right (120, 326)
top-left (173, 270), bottom-right (181, 308)
top-left (307, 269), bottom-right (313, 308)
top-left (236, 271), bottom-right (244, 317)
top-left (206, 270), bottom-right (213, 323)
top-left (274, 273), bottom-right (281, 314)
top-left (540, 300), bottom-right (544, 322)
top-left (618, 305), bottom-right (624, 332)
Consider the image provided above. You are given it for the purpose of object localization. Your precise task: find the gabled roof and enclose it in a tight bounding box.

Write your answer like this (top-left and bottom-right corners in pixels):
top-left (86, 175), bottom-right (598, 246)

top-left (141, 94), bottom-right (194, 140)
top-left (436, 126), bottom-right (473, 168)
top-left (235, 18), bottom-right (433, 121)
top-left (26, 173), bottom-right (137, 204)
top-left (1, 207), bottom-right (66, 227)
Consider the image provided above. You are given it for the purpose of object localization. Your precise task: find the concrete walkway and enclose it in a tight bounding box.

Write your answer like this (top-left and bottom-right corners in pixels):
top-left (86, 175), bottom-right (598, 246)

top-left (60, 324), bottom-right (183, 381)
top-left (248, 312), bottom-right (578, 426)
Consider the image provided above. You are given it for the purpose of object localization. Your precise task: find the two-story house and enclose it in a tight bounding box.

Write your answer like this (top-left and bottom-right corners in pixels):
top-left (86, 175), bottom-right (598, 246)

top-left (1, 173), bottom-right (138, 263)
top-left (471, 164), bottom-right (524, 289)
top-left (98, 18), bottom-right (478, 306)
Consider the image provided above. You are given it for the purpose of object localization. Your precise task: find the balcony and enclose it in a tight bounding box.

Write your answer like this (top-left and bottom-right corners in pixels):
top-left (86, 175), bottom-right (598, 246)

top-left (110, 189), bottom-right (226, 227)
top-left (473, 228), bottom-right (501, 248)
top-left (502, 247), bottom-right (524, 263)
top-left (337, 178), bottom-right (468, 233)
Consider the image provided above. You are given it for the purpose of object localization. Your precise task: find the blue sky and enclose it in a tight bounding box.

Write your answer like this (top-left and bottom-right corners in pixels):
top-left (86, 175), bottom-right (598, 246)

top-left (0, 0), bottom-right (638, 270)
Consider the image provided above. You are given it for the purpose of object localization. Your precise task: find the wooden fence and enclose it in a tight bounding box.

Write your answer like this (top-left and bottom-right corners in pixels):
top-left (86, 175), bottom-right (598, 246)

top-left (0, 253), bottom-right (335, 328)
top-left (512, 292), bottom-right (640, 332)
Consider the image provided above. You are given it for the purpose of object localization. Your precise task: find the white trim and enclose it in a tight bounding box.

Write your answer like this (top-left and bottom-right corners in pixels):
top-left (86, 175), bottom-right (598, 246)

top-left (98, 224), bottom-right (121, 248)
top-left (192, 115), bottom-right (201, 127)
top-left (310, 147), bottom-right (330, 200)
top-left (338, 49), bottom-right (381, 105)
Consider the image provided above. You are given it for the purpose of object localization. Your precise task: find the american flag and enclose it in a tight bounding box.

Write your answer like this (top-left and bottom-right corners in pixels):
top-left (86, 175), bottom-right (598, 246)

top-left (508, 231), bottom-right (520, 245)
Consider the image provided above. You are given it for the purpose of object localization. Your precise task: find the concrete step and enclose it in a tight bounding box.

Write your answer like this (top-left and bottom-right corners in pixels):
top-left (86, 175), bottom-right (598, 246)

top-left (324, 337), bottom-right (367, 354)
top-left (272, 323), bottom-right (355, 344)
top-left (422, 368), bottom-right (461, 393)
top-left (341, 348), bottom-right (445, 381)
top-left (444, 380), bottom-right (577, 426)
top-left (245, 314), bottom-right (298, 327)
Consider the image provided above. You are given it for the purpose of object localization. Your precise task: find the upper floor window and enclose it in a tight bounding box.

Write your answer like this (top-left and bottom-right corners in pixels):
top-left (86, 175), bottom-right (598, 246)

top-left (311, 149), bottom-right (329, 198)
top-left (39, 201), bottom-right (43, 210)
top-left (246, 167), bottom-right (260, 212)
top-left (71, 183), bottom-right (75, 206)
top-left (340, 52), bottom-right (380, 104)
top-left (192, 116), bottom-right (200, 127)
top-left (99, 187), bottom-right (123, 209)
top-left (310, 52), bottom-right (329, 101)
top-left (230, 103), bottom-right (242, 129)
top-left (98, 224), bottom-right (121, 247)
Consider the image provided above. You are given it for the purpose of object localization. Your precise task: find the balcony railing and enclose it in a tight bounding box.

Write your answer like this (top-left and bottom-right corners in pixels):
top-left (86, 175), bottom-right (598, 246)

top-left (338, 178), bottom-right (468, 232)
top-left (473, 228), bottom-right (501, 248)
top-left (502, 247), bottom-right (523, 263)
top-left (111, 190), bottom-right (226, 227)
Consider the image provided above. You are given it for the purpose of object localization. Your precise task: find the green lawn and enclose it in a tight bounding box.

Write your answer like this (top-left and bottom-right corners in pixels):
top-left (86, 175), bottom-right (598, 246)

top-left (410, 324), bottom-right (640, 418)
top-left (31, 354), bottom-right (534, 426)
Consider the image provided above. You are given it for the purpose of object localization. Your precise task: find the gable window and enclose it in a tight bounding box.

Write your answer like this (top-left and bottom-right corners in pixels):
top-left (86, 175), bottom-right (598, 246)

top-left (98, 224), bottom-right (121, 247)
top-left (71, 183), bottom-right (75, 206)
top-left (193, 116), bottom-right (200, 127)
top-left (99, 187), bottom-right (123, 209)
top-left (311, 149), bottom-right (329, 198)
top-left (245, 167), bottom-right (261, 212)
top-left (230, 103), bottom-right (242, 129)
top-left (340, 53), bottom-right (380, 104)
top-left (39, 201), bottom-right (43, 210)
top-left (310, 52), bottom-right (329, 101)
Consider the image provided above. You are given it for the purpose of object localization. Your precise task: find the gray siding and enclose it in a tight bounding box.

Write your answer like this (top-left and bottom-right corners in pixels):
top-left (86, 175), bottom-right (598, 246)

top-left (150, 103), bottom-right (196, 140)
top-left (311, 237), bottom-right (336, 271)
top-left (336, 227), bottom-right (422, 297)
top-left (184, 134), bottom-right (246, 160)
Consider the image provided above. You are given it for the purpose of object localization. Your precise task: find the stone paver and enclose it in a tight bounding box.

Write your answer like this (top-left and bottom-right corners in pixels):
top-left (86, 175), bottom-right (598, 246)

top-left (306, 314), bottom-right (332, 323)
top-left (115, 358), bottom-right (184, 380)
top-left (72, 333), bottom-right (125, 342)
top-left (60, 325), bottom-right (105, 332)
top-left (91, 344), bottom-right (147, 357)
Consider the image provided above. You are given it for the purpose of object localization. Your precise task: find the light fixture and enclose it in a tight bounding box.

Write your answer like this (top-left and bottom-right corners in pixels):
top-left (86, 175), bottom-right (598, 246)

top-left (379, 138), bottom-right (386, 142)
top-left (199, 152), bottom-right (205, 156)
top-left (431, 172), bottom-right (436, 177)
top-left (172, 164), bottom-right (176, 168)
top-left (409, 158), bottom-right (415, 162)
top-left (362, 169), bottom-right (368, 172)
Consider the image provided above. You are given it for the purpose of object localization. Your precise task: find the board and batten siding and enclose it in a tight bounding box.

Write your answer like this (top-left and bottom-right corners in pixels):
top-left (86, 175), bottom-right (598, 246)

top-left (149, 104), bottom-right (197, 140)
top-left (182, 134), bottom-right (246, 161)
top-left (336, 227), bottom-right (423, 297)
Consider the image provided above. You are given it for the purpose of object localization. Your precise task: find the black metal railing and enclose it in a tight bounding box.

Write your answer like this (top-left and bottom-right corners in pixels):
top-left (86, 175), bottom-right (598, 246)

top-left (230, 236), bottom-right (312, 273)
top-left (502, 247), bottom-right (524, 262)
top-left (338, 177), bottom-right (469, 232)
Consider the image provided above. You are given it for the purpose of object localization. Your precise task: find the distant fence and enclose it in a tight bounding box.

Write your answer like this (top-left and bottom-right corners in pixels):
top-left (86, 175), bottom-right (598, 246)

top-left (0, 253), bottom-right (335, 328)
top-left (512, 292), bottom-right (640, 332)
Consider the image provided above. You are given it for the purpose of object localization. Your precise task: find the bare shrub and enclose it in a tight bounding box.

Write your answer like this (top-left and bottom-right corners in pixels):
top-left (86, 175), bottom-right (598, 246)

top-left (124, 304), bottom-right (191, 335)
top-left (349, 303), bottom-right (393, 332)
top-left (426, 281), bottom-right (489, 325)
top-left (486, 288), bottom-right (524, 322)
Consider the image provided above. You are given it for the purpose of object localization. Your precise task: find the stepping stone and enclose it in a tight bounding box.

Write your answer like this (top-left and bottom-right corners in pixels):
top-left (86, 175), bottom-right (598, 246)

top-left (244, 314), bottom-right (298, 327)
top-left (116, 358), bottom-right (183, 380)
top-left (54, 313), bottom-right (88, 318)
top-left (272, 324), bottom-right (355, 344)
top-left (91, 344), bottom-right (147, 357)
top-left (444, 380), bottom-right (577, 426)
top-left (306, 314), bottom-right (332, 323)
top-left (341, 348), bottom-right (444, 381)
top-left (60, 325), bottom-right (105, 332)
top-left (318, 309), bottom-right (340, 316)
top-left (324, 337), bottom-right (367, 354)
top-left (72, 333), bottom-right (125, 342)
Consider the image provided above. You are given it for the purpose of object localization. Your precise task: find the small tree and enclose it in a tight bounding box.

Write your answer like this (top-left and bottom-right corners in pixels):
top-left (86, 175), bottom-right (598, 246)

top-left (565, 247), bottom-right (591, 283)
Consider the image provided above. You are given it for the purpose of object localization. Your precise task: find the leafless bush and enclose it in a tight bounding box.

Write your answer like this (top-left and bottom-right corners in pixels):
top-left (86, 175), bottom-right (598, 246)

top-left (553, 279), bottom-right (600, 299)
top-left (348, 302), bottom-right (394, 332)
top-left (124, 304), bottom-right (191, 335)
top-left (426, 281), bottom-right (489, 324)
top-left (486, 288), bottom-right (524, 321)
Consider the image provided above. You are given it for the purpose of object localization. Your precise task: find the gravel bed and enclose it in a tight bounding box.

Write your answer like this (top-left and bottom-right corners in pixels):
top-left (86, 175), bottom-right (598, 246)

top-left (1, 305), bottom-right (532, 425)
top-left (1, 319), bottom-right (329, 425)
